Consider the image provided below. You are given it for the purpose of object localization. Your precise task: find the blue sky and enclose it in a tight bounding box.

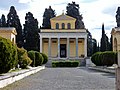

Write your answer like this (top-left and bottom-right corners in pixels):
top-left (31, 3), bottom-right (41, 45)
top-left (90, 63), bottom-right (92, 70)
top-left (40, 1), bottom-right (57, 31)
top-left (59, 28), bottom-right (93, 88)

top-left (0, 0), bottom-right (119, 42)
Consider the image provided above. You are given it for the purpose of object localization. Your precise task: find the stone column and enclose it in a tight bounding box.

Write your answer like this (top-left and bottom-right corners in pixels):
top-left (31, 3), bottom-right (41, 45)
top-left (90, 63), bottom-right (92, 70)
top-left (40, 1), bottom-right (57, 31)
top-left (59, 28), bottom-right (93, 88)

top-left (48, 38), bottom-right (51, 58)
top-left (67, 38), bottom-right (70, 59)
top-left (40, 38), bottom-right (42, 53)
top-left (58, 38), bottom-right (60, 59)
top-left (76, 38), bottom-right (78, 58)
top-left (84, 38), bottom-right (87, 57)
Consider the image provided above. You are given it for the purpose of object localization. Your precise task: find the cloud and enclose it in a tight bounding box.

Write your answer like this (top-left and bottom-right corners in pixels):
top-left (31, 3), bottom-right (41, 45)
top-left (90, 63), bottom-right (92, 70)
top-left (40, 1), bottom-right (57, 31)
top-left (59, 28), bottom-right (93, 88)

top-left (0, 0), bottom-right (29, 10)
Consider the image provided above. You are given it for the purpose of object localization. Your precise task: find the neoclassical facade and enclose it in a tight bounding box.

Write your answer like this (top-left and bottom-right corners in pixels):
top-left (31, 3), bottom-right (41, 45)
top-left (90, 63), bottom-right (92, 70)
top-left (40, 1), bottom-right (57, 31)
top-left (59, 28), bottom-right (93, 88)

top-left (39, 14), bottom-right (87, 59)
top-left (0, 27), bottom-right (17, 44)
top-left (111, 27), bottom-right (120, 52)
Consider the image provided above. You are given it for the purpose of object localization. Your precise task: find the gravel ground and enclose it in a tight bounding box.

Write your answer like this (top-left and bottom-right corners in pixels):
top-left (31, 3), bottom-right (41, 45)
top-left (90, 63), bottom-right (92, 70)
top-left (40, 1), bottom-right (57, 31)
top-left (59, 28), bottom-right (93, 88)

top-left (1, 67), bottom-right (115, 90)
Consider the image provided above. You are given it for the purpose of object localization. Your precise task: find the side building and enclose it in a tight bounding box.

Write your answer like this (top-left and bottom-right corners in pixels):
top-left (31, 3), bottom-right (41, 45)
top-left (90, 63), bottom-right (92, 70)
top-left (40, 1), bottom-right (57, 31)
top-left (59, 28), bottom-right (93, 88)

top-left (39, 13), bottom-right (87, 60)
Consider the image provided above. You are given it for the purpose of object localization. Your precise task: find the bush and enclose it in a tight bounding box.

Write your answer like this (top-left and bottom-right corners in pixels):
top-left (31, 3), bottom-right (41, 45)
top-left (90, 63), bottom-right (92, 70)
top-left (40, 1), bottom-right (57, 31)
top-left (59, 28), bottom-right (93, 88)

top-left (40, 53), bottom-right (48, 64)
top-left (91, 51), bottom-right (117, 66)
top-left (28, 51), bottom-right (35, 67)
top-left (52, 61), bottom-right (80, 67)
top-left (0, 37), bottom-right (18, 74)
top-left (17, 48), bottom-right (32, 69)
top-left (35, 51), bottom-right (43, 66)
top-left (28, 51), bottom-right (44, 66)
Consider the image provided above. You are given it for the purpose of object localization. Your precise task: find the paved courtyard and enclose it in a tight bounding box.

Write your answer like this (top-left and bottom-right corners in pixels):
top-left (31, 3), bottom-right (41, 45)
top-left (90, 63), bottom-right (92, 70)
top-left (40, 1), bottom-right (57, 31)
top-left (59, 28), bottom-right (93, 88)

top-left (1, 67), bottom-right (115, 90)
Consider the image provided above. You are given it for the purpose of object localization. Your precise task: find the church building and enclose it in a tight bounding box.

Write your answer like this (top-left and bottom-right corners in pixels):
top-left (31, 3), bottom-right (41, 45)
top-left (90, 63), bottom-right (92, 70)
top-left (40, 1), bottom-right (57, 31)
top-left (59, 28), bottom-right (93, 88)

top-left (39, 13), bottom-right (87, 60)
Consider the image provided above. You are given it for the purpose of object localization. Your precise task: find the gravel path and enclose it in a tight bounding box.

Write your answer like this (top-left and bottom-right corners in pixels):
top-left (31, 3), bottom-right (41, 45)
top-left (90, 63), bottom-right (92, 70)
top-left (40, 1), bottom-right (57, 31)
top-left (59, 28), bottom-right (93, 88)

top-left (1, 67), bottom-right (115, 90)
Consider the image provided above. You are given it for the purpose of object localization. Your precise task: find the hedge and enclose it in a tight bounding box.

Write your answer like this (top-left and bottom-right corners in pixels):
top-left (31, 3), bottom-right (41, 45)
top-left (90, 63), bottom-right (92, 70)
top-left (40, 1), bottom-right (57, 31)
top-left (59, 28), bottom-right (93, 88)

top-left (28, 51), bottom-right (44, 66)
top-left (52, 61), bottom-right (80, 67)
top-left (0, 37), bottom-right (18, 74)
top-left (17, 48), bottom-right (32, 69)
top-left (40, 53), bottom-right (48, 64)
top-left (91, 51), bottom-right (117, 66)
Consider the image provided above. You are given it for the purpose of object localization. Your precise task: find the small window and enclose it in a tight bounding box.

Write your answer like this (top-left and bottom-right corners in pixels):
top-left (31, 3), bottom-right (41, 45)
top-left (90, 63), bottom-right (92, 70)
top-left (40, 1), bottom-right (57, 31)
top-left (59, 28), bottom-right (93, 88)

top-left (61, 23), bottom-right (65, 29)
top-left (67, 23), bottom-right (71, 29)
top-left (56, 23), bottom-right (59, 29)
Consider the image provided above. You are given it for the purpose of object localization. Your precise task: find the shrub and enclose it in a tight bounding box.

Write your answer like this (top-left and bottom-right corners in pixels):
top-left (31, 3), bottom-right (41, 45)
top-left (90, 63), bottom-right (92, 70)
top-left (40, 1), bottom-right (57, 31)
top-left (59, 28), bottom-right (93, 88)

top-left (52, 61), bottom-right (80, 67)
top-left (91, 51), bottom-right (117, 66)
top-left (28, 51), bottom-right (35, 67)
top-left (40, 53), bottom-right (48, 64)
top-left (17, 48), bottom-right (32, 69)
top-left (0, 37), bottom-right (18, 74)
top-left (35, 51), bottom-right (43, 66)
top-left (28, 51), bottom-right (44, 66)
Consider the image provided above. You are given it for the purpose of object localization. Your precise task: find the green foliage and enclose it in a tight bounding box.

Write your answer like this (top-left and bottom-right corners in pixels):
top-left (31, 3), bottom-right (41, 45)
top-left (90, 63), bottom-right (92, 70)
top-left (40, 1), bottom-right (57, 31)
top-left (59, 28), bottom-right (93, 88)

top-left (17, 48), bottom-right (32, 69)
top-left (0, 14), bottom-right (7, 27)
top-left (66, 1), bottom-right (84, 29)
top-left (40, 53), bottom-right (48, 64)
top-left (28, 51), bottom-right (44, 66)
top-left (52, 61), bottom-right (80, 67)
top-left (28, 51), bottom-right (35, 67)
top-left (116, 7), bottom-right (120, 27)
top-left (7, 6), bottom-right (23, 45)
top-left (42, 6), bottom-right (56, 29)
top-left (91, 51), bottom-right (117, 66)
top-left (23, 12), bottom-right (39, 51)
top-left (0, 37), bottom-right (18, 74)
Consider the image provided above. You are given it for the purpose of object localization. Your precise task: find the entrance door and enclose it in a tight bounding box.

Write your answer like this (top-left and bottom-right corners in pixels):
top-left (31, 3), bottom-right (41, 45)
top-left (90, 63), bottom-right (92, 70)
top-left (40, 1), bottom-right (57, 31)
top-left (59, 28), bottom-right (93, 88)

top-left (60, 44), bottom-right (66, 58)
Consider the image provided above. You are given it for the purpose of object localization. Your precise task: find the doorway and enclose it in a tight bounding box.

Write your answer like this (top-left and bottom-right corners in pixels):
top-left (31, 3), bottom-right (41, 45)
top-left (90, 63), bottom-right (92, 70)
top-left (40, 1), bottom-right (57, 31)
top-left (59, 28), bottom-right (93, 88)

top-left (60, 44), bottom-right (66, 58)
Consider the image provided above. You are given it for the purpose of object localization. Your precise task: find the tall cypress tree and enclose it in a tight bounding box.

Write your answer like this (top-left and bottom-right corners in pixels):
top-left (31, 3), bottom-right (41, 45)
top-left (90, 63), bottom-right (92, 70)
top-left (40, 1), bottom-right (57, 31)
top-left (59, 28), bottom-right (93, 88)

top-left (7, 6), bottom-right (23, 46)
top-left (42, 6), bottom-right (56, 29)
top-left (23, 12), bottom-right (39, 51)
top-left (66, 1), bottom-right (85, 29)
top-left (0, 14), bottom-right (7, 27)
top-left (116, 7), bottom-right (120, 27)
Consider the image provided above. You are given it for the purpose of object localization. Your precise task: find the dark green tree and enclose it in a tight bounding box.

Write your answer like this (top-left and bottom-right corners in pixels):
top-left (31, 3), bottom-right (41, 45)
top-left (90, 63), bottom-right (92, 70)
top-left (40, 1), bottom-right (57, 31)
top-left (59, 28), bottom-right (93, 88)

top-left (66, 1), bottom-right (85, 29)
top-left (116, 7), bottom-right (120, 27)
top-left (87, 30), bottom-right (93, 56)
top-left (92, 39), bottom-right (97, 54)
top-left (100, 23), bottom-right (110, 51)
top-left (0, 14), bottom-right (7, 27)
top-left (42, 6), bottom-right (56, 29)
top-left (7, 6), bottom-right (23, 46)
top-left (23, 12), bottom-right (39, 51)
top-left (110, 35), bottom-right (113, 51)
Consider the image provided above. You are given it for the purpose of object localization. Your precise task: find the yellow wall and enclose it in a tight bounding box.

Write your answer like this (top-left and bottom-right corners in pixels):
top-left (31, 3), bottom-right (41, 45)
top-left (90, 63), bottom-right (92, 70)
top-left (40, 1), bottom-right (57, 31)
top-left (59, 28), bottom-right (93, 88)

top-left (51, 20), bottom-right (76, 29)
top-left (43, 39), bottom-right (49, 56)
top-left (69, 39), bottom-right (76, 57)
top-left (51, 39), bottom-right (58, 57)
top-left (78, 39), bottom-right (84, 57)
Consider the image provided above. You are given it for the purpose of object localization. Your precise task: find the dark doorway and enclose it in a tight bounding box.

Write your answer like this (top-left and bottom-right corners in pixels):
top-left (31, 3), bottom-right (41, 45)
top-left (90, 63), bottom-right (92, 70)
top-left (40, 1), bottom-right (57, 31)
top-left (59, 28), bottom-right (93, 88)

top-left (60, 44), bottom-right (66, 58)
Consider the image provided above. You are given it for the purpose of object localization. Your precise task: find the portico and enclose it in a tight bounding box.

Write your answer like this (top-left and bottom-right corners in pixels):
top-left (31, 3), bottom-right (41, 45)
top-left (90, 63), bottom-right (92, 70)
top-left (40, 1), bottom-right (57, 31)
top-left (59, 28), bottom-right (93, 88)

top-left (39, 13), bottom-right (87, 59)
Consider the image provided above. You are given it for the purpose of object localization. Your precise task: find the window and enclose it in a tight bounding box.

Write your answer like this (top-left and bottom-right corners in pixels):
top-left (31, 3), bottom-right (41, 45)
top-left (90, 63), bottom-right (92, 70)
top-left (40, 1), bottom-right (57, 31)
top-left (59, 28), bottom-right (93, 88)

top-left (61, 23), bottom-right (65, 29)
top-left (56, 23), bottom-right (59, 29)
top-left (67, 23), bottom-right (71, 29)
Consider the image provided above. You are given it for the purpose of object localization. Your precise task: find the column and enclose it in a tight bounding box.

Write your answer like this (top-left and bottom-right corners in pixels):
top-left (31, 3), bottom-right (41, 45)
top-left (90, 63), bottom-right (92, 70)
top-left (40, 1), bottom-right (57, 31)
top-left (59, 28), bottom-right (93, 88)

top-left (84, 38), bottom-right (87, 57)
top-left (76, 38), bottom-right (78, 58)
top-left (67, 38), bottom-right (70, 58)
top-left (58, 38), bottom-right (60, 58)
top-left (48, 38), bottom-right (51, 57)
top-left (40, 38), bottom-right (42, 53)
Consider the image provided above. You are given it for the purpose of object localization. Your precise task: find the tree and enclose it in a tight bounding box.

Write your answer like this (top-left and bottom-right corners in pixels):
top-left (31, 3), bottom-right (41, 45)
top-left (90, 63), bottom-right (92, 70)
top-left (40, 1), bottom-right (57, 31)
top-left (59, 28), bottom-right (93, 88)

top-left (87, 30), bottom-right (93, 56)
top-left (116, 7), bottom-right (120, 27)
top-left (100, 23), bottom-right (110, 51)
top-left (42, 6), bottom-right (56, 29)
top-left (110, 35), bottom-right (113, 51)
top-left (92, 39), bottom-right (97, 54)
top-left (0, 14), bottom-right (7, 27)
top-left (66, 1), bottom-right (85, 29)
top-left (23, 12), bottom-right (39, 51)
top-left (7, 6), bottom-right (23, 46)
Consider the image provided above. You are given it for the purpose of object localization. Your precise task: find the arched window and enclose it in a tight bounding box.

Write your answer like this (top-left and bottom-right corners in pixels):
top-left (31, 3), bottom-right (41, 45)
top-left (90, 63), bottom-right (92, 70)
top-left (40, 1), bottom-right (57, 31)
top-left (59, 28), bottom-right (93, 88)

top-left (56, 23), bottom-right (59, 29)
top-left (67, 23), bottom-right (71, 29)
top-left (61, 23), bottom-right (65, 29)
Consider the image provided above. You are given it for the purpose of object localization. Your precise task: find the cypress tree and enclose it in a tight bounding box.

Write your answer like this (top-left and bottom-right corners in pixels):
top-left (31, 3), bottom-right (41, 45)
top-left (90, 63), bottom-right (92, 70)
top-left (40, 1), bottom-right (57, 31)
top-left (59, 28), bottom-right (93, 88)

top-left (116, 7), bottom-right (120, 27)
top-left (0, 14), bottom-right (7, 27)
top-left (66, 1), bottom-right (85, 29)
top-left (23, 12), bottom-right (39, 51)
top-left (7, 6), bottom-right (23, 46)
top-left (42, 6), bottom-right (56, 29)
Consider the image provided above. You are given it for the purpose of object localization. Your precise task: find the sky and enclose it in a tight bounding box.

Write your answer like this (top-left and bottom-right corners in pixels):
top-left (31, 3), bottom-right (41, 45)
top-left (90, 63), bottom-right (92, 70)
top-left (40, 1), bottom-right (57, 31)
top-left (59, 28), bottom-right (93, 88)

top-left (0, 0), bottom-right (119, 43)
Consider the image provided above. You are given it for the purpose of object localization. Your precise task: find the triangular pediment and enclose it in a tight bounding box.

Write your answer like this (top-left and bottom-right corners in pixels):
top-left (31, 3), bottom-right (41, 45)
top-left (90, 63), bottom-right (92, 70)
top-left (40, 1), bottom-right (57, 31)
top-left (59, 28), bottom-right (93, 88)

top-left (51, 14), bottom-right (76, 21)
